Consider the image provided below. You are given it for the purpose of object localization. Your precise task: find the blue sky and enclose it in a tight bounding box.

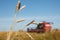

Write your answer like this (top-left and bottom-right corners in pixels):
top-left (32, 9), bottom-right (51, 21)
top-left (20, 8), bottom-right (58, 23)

top-left (0, 0), bottom-right (60, 31)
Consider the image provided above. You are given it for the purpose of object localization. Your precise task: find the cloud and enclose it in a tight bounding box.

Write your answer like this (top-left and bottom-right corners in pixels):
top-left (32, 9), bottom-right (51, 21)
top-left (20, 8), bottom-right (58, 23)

top-left (0, 16), bottom-right (60, 31)
top-left (0, 17), bottom-right (13, 21)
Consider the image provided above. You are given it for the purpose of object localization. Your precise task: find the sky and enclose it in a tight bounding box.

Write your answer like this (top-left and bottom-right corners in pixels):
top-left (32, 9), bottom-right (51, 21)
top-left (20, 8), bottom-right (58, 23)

top-left (0, 0), bottom-right (60, 31)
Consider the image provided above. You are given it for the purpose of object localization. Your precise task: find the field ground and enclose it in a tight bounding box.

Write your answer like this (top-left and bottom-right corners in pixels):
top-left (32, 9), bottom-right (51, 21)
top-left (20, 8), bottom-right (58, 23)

top-left (0, 29), bottom-right (60, 40)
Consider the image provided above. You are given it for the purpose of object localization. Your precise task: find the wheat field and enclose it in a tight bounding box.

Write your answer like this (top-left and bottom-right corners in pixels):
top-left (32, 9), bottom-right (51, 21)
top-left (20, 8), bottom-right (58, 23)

top-left (0, 29), bottom-right (60, 40)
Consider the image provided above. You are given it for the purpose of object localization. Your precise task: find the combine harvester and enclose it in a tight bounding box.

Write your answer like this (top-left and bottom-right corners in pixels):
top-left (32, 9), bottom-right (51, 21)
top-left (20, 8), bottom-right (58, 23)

top-left (26, 20), bottom-right (52, 33)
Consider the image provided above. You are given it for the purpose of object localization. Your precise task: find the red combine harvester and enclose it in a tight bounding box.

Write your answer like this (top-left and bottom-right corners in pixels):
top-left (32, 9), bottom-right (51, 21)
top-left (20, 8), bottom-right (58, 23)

top-left (26, 20), bottom-right (52, 33)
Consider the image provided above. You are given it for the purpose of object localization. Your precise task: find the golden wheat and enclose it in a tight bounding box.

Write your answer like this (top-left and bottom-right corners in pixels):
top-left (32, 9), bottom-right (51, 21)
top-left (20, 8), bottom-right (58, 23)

top-left (0, 30), bottom-right (60, 40)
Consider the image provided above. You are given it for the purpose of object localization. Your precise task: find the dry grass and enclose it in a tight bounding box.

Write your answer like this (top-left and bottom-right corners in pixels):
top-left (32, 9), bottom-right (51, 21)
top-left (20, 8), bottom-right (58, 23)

top-left (0, 29), bottom-right (60, 40)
